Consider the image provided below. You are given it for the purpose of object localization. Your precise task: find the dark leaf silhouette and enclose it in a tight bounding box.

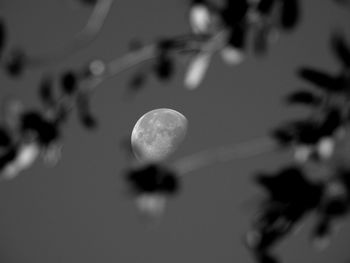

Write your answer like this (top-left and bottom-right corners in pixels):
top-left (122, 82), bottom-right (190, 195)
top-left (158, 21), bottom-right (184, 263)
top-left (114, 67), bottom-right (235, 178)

top-left (221, 0), bottom-right (249, 27)
top-left (319, 108), bottom-right (342, 136)
top-left (0, 147), bottom-right (17, 170)
top-left (0, 127), bottom-right (11, 147)
top-left (331, 33), bottom-right (350, 68)
top-left (76, 92), bottom-right (97, 129)
top-left (126, 164), bottom-right (179, 195)
top-left (280, 0), bottom-right (299, 30)
top-left (60, 70), bottom-right (78, 95)
top-left (285, 90), bottom-right (322, 105)
top-left (270, 127), bottom-right (295, 145)
top-left (255, 166), bottom-right (323, 208)
top-left (154, 54), bottom-right (174, 80)
top-left (227, 24), bottom-right (246, 49)
top-left (4, 48), bottom-right (27, 77)
top-left (38, 75), bottom-right (56, 108)
top-left (79, 0), bottom-right (98, 6)
top-left (129, 71), bottom-right (147, 92)
top-left (257, 0), bottom-right (276, 15)
top-left (313, 217), bottom-right (331, 239)
top-left (298, 68), bottom-right (341, 92)
top-left (0, 18), bottom-right (6, 58)
top-left (256, 252), bottom-right (279, 263)
top-left (20, 111), bottom-right (60, 145)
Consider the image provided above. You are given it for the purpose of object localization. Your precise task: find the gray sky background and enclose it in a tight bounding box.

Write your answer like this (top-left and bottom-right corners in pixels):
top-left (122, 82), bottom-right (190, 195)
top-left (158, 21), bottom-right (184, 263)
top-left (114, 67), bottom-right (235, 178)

top-left (0, 1), bottom-right (349, 263)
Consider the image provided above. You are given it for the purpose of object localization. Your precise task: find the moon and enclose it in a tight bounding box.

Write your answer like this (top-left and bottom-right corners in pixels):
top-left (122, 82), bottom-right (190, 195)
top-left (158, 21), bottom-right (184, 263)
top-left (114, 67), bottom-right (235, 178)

top-left (131, 108), bottom-right (188, 162)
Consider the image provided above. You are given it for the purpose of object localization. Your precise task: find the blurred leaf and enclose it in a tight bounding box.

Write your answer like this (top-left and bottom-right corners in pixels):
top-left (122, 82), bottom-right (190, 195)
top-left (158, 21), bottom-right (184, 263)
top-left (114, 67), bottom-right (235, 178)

top-left (280, 0), bottom-right (299, 30)
top-left (76, 92), bottom-right (97, 129)
top-left (0, 18), bottom-right (6, 58)
top-left (78, 0), bottom-right (97, 6)
top-left (38, 75), bottom-right (56, 108)
top-left (319, 108), bottom-right (342, 136)
top-left (4, 48), bottom-right (26, 77)
top-left (256, 251), bottom-right (280, 263)
top-left (126, 164), bottom-right (179, 195)
top-left (270, 127), bottom-right (295, 145)
top-left (0, 127), bottom-right (11, 147)
top-left (257, 0), bottom-right (276, 15)
top-left (331, 33), bottom-right (350, 68)
top-left (285, 90), bottom-right (322, 105)
top-left (255, 166), bottom-right (323, 207)
top-left (154, 54), bottom-right (174, 80)
top-left (221, 0), bottom-right (249, 27)
top-left (227, 24), bottom-right (246, 49)
top-left (60, 70), bottom-right (78, 95)
top-left (20, 111), bottom-right (60, 145)
top-left (0, 147), bottom-right (17, 171)
top-left (298, 68), bottom-right (341, 92)
top-left (129, 71), bottom-right (147, 93)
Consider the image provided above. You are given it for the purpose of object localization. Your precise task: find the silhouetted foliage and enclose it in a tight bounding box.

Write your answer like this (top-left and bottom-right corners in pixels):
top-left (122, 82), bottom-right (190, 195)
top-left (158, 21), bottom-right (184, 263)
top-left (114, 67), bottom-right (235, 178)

top-left (280, 0), bottom-right (299, 30)
top-left (298, 68), bottom-right (341, 92)
top-left (285, 90), bottom-right (322, 106)
top-left (76, 92), bottom-right (97, 129)
top-left (0, 18), bottom-right (6, 59)
top-left (20, 111), bottom-right (60, 146)
top-left (60, 70), bottom-right (78, 95)
top-left (4, 48), bottom-right (27, 77)
top-left (126, 164), bottom-right (179, 195)
top-left (38, 75), bottom-right (56, 108)
top-left (331, 33), bottom-right (350, 68)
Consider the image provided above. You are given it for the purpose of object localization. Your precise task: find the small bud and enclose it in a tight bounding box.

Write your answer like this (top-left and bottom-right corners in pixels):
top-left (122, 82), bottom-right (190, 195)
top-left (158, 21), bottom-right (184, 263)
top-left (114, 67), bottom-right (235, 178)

top-left (220, 46), bottom-right (244, 65)
top-left (184, 52), bottom-right (212, 89)
top-left (189, 4), bottom-right (211, 34)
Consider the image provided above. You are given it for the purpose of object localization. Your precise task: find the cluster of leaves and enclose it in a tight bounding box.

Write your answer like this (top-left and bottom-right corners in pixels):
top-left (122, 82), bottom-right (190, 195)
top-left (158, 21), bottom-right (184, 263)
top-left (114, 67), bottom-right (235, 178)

top-left (124, 163), bottom-right (180, 217)
top-left (245, 34), bottom-right (350, 263)
top-left (128, 0), bottom-right (302, 93)
top-left (0, 16), bottom-right (100, 178)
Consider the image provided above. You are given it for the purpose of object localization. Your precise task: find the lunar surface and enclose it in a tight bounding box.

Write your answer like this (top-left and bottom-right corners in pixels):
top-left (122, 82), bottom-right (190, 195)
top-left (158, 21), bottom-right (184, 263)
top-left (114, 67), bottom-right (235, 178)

top-left (131, 108), bottom-right (188, 162)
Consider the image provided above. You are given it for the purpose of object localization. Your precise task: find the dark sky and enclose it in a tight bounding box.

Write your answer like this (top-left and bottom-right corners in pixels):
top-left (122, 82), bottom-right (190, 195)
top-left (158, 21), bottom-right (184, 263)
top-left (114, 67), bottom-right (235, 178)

top-left (0, 0), bottom-right (349, 263)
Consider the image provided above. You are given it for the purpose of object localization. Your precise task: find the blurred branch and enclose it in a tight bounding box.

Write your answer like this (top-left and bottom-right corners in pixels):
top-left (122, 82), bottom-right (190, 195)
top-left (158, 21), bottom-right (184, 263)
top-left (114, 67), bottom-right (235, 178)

top-left (26, 0), bottom-right (114, 68)
top-left (173, 136), bottom-right (278, 175)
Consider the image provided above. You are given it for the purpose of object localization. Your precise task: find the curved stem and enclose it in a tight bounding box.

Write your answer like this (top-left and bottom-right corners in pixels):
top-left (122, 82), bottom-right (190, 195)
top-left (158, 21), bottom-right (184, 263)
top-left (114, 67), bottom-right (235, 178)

top-left (26, 0), bottom-right (114, 68)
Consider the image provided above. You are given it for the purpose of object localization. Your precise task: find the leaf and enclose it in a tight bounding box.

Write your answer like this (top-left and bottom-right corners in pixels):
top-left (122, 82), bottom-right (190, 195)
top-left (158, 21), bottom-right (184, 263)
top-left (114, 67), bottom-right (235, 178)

top-left (270, 127), bottom-right (295, 145)
top-left (184, 52), bottom-right (212, 89)
top-left (60, 70), bottom-right (78, 95)
top-left (319, 108), bottom-right (342, 136)
top-left (331, 33), bottom-right (350, 68)
top-left (76, 92), bottom-right (97, 129)
top-left (0, 127), bottom-right (11, 147)
top-left (126, 164), bottom-right (179, 195)
top-left (0, 18), bottom-right (6, 58)
top-left (221, 0), bottom-right (249, 27)
top-left (257, 0), bottom-right (276, 15)
top-left (4, 48), bottom-right (27, 77)
top-left (227, 24), bottom-right (246, 49)
top-left (154, 54), bottom-right (174, 80)
top-left (285, 90), bottom-right (322, 105)
top-left (78, 0), bottom-right (98, 6)
top-left (129, 71), bottom-right (147, 92)
top-left (280, 0), bottom-right (299, 30)
top-left (20, 111), bottom-right (59, 145)
top-left (38, 75), bottom-right (56, 108)
top-left (298, 68), bottom-right (341, 92)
